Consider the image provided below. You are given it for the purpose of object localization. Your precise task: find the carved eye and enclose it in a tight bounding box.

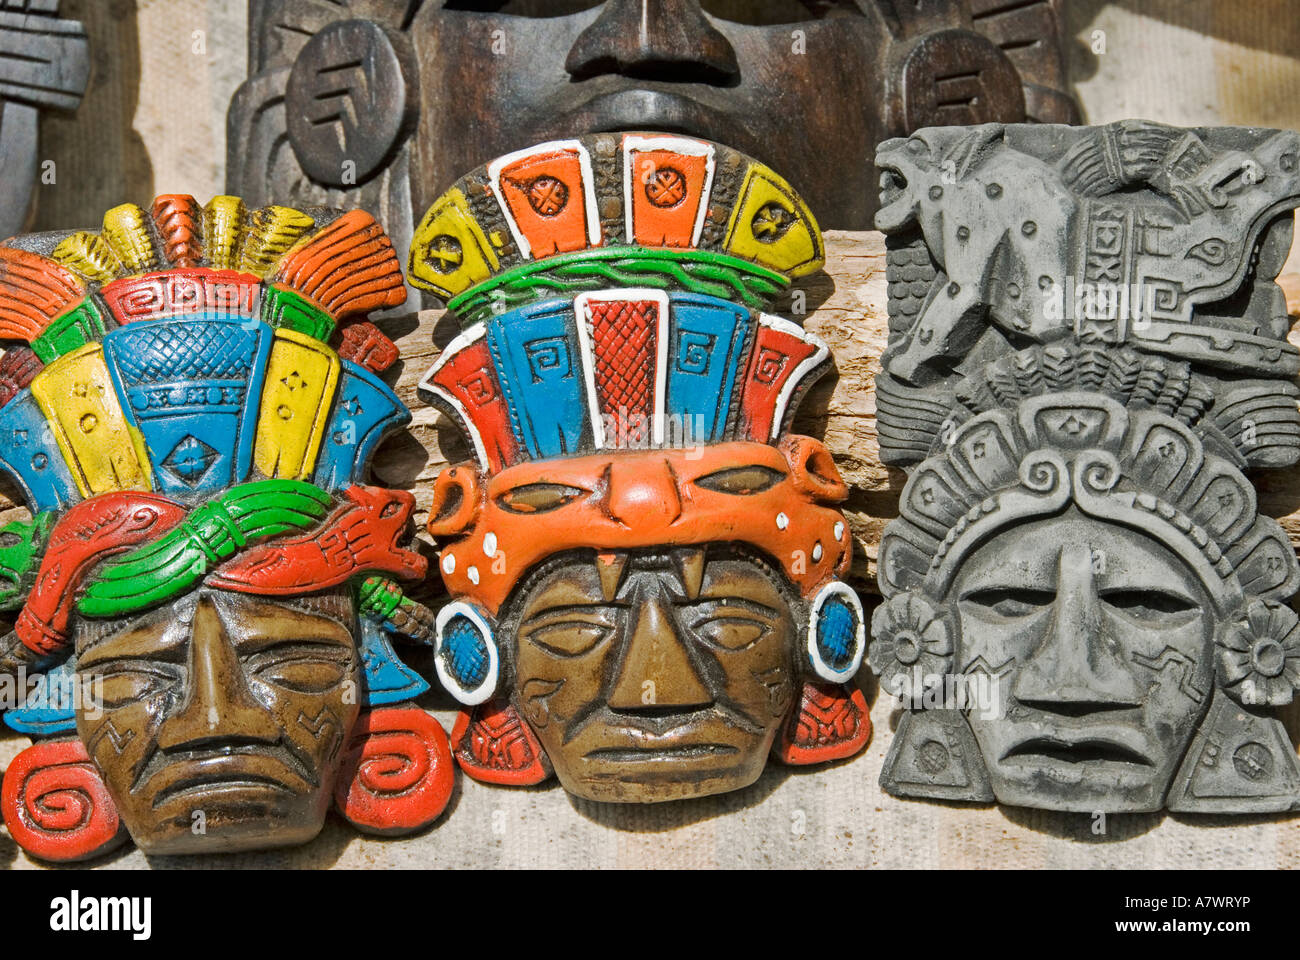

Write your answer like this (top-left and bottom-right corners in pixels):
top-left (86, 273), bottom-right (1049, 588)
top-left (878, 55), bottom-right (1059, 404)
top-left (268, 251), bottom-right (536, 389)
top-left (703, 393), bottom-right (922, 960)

top-left (694, 465), bottom-right (786, 495)
top-left (690, 611), bottom-right (773, 650)
top-left (0, 531), bottom-right (21, 548)
top-left (381, 500), bottom-right (402, 518)
top-left (250, 647), bottom-right (351, 693)
top-left (497, 483), bottom-right (586, 514)
top-left (1102, 590), bottom-right (1197, 623)
top-left (96, 666), bottom-right (177, 708)
top-left (523, 620), bottom-right (613, 657)
top-left (963, 588), bottom-right (1054, 618)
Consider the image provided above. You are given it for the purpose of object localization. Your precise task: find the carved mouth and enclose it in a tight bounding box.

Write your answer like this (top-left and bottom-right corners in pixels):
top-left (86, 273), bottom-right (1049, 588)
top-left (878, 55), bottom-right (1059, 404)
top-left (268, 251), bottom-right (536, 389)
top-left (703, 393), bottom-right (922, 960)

top-left (1002, 737), bottom-right (1153, 767)
top-left (561, 87), bottom-right (734, 146)
top-left (142, 750), bottom-right (315, 808)
top-left (877, 164), bottom-right (908, 214)
top-left (583, 744), bottom-right (739, 763)
top-left (153, 774), bottom-right (297, 806)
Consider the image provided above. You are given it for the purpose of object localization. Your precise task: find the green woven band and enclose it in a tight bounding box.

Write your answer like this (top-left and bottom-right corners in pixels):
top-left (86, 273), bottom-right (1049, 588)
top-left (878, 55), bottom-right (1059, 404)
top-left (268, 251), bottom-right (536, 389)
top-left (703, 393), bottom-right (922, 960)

top-left (447, 247), bottom-right (788, 326)
top-left (76, 479), bottom-right (332, 618)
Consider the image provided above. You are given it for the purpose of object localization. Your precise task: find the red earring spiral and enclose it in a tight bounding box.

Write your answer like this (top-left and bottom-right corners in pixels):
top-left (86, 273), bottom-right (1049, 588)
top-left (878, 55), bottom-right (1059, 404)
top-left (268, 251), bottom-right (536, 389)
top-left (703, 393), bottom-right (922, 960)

top-left (333, 705), bottom-right (455, 835)
top-left (2, 737), bottom-right (126, 862)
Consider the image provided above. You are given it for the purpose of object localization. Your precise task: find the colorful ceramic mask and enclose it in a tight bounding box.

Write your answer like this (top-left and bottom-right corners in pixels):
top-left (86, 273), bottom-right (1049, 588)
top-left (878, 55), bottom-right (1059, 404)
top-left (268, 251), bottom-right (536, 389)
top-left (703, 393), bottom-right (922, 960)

top-left (870, 121), bottom-right (1300, 813)
top-left (0, 196), bottom-right (453, 860)
top-left (412, 133), bottom-right (871, 803)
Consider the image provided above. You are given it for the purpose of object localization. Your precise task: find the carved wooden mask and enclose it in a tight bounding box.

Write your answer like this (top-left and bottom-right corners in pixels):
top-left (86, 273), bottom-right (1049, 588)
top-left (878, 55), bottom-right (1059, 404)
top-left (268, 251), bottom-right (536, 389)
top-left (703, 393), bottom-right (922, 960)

top-left (0, 1), bottom-right (89, 236)
top-left (870, 121), bottom-right (1300, 813)
top-left (415, 133), bottom-right (871, 802)
top-left (0, 196), bottom-right (453, 859)
top-left (227, 0), bottom-right (1079, 252)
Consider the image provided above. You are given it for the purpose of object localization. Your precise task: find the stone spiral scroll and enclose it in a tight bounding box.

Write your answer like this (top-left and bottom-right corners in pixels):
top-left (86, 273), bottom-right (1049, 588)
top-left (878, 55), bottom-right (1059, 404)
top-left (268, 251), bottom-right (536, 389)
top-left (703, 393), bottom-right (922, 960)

top-left (870, 120), bottom-right (1300, 813)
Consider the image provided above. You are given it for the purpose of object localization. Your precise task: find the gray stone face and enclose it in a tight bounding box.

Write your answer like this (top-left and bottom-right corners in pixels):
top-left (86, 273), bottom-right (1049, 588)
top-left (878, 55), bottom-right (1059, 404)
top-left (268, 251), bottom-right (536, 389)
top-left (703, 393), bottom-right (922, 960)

top-left (870, 121), bottom-right (1300, 814)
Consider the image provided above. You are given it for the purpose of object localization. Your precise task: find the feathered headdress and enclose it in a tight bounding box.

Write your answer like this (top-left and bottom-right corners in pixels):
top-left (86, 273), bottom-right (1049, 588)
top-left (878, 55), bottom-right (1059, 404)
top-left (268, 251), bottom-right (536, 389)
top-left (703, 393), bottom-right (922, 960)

top-left (0, 195), bottom-right (424, 664)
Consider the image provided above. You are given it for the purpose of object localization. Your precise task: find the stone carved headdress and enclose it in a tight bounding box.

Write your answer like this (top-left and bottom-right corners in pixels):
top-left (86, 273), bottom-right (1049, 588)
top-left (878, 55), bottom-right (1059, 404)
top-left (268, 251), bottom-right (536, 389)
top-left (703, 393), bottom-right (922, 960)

top-left (870, 121), bottom-right (1300, 814)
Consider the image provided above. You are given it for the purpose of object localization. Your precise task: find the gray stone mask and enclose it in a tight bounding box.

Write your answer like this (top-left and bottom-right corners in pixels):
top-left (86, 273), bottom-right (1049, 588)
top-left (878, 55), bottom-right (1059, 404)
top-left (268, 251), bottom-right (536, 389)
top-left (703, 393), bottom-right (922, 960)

top-left (870, 120), bottom-right (1300, 814)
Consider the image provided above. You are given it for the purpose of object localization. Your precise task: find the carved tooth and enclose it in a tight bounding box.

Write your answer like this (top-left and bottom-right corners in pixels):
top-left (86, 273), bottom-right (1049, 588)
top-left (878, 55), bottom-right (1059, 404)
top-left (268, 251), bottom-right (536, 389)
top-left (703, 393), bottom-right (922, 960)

top-left (674, 547), bottom-right (707, 600)
top-left (595, 551), bottom-right (629, 602)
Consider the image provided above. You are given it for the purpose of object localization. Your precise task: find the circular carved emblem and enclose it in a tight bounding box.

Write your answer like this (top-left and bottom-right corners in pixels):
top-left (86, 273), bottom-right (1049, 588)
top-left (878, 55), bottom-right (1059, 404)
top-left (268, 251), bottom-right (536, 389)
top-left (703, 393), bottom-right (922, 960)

top-left (917, 739), bottom-right (951, 774)
top-left (526, 176), bottom-right (569, 217)
top-left (285, 19), bottom-right (414, 188)
top-left (1232, 741), bottom-right (1272, 782)
top-left (426, 234), bottom-right (464, 274)
top-left (750, 202), bottom-right (796, 243)
top-left (645, 167), bottom-right (687, 207)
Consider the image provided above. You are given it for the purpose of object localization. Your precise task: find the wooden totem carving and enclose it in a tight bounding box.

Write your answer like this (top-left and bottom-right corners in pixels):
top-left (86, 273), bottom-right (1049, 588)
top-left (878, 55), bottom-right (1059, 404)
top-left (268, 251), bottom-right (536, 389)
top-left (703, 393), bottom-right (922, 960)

top-left (0, 195), bottom-right (452, 859)
top-left (413, 133), bottom-right (871, 802)
top-left (0, 0), bottom-right (89, 236)
top-left (870, 121), bottom-right (1300, 813)
top-left (226, 0), bottom-right (1078, 245)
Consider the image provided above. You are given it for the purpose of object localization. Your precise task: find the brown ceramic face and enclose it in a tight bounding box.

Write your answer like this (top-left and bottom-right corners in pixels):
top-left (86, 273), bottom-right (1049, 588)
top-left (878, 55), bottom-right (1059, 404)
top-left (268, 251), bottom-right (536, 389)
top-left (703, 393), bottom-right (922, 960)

top-left (508, 547), bottom-right (797, 802)
top-left (952, 512), bottom-right (1216, 813)
top-left (409, 0), bottom-right (879, 227)
top-left (73, 588), bottom-right (361, 855)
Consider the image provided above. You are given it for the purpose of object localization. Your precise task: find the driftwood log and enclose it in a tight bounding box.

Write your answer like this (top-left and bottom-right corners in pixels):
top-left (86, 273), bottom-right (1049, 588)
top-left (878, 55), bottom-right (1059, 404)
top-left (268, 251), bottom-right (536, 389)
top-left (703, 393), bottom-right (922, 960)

top-left (2, 228), bottom-right (1297, 601)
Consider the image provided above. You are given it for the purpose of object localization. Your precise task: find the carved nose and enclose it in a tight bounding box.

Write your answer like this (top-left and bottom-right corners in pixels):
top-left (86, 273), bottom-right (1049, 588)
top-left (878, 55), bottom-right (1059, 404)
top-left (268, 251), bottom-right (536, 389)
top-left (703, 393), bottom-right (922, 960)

top-left (158, 596), bottom-right (280, 750)
top-left (605, 458), bottom-right (682, 528)
top-left (565, 0), bottom-right (739, 84)
top-left (1012, 544), bottom-right (1143, 712)
top-left (607, 593), bottom-right (712, 711)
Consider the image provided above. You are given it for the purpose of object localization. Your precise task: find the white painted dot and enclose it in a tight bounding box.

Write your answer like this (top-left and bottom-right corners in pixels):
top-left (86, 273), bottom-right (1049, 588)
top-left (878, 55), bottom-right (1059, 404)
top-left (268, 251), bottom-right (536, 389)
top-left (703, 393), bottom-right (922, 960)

top-left (468, 566), bottom-right (480, 585)
top-left (442, 553), bottom-right (456, 574)
top-left (776, 512), bottom-right (789, 530)
top-left (483, 532), bottom-right (498, 557)
top-left (834, 522), bottom-right (845, 540)
top-left (812, 542), bottom-right (823, 562)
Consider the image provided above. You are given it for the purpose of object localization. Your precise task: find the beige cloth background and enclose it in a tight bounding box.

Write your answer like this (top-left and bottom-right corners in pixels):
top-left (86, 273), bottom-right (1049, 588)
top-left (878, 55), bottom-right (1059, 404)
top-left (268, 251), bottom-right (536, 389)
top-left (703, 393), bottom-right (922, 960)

top-left (4, 0), bottom-right (1300, 869)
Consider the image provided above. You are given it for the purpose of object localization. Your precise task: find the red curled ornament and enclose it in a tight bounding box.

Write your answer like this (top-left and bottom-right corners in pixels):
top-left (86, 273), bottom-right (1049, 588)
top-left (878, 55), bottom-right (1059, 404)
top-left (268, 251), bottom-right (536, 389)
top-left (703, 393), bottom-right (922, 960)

top-left (1, 737), bottom-right (126, 862)
top-left (451, 699), bottom-right (552, 786)
top-left (210, 485), bottom-right (427, 594)
top-left (16, 493), bottom-right (186, 655)
top-left (773, 682), bottom-right (873, 766)
top-left (333, 706), bottom-right (455, 835)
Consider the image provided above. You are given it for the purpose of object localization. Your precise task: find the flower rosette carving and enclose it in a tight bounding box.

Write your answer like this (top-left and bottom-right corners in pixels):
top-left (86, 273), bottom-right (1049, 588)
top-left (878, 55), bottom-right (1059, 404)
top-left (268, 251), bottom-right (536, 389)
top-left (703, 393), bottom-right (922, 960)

top-left (1217, 599), bottom-right (1300, 708)
top-left (868, 592), bottom-right (954, 695)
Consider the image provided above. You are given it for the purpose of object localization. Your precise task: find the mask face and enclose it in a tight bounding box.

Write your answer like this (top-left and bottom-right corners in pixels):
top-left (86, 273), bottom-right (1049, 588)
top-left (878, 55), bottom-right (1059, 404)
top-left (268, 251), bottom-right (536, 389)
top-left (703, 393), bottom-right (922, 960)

top-left (74, 588), bottom-right (361, 855)
top-left (953, 512), bottom-right (1215, 812)
top-left (408, 0), bottom-right (882, 227)
top-left (506, 549), bottom-right (797, 802)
